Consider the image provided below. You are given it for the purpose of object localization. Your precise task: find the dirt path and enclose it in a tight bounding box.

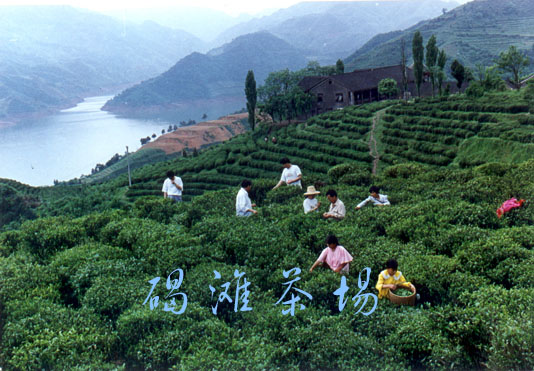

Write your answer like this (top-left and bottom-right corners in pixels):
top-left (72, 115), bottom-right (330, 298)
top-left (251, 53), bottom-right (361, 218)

top-left (368, 109), bottom-right (386, 175)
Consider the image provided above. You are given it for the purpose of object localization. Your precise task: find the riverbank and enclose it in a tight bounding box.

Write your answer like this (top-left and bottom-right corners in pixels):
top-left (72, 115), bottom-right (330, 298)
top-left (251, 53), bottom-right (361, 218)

top-left (142, 113), bottom-right (249, 155)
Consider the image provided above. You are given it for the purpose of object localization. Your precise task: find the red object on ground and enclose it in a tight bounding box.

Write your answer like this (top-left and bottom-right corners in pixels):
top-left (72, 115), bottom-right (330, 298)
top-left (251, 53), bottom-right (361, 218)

top-left (496, 198), bottom-right (525, 218)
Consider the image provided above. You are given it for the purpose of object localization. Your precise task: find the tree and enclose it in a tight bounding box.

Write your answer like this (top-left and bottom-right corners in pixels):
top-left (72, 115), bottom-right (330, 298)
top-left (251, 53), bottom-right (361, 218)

top-left (336, 59), bottom-right (345, 74)
top-left (451, 59), bottom-right (466, 90)
top-left (202, 113), bottom-right (208, 120)
top-left (425, 35), bottom-right (438, 96)
top-left (412, 31), bottom-right (424, 96)
top-left (245, 70), bottom-right (257, 130)
top-left (258, 69), bottom-right (314, 123)
top-left (437, 49), bottom-right (447, 95)
top-left (496, 45), bottom-right (530, 89)
top-left (523, 79), bottom-right (534, 102)
top-left (305, 61), bottom-right (336, 76)
top-left (378, 78), bottom-right (399, 99)
top-left (472, 64), bottom-right (506, 92)
top-left (400, 38), bottom-right (408, 97)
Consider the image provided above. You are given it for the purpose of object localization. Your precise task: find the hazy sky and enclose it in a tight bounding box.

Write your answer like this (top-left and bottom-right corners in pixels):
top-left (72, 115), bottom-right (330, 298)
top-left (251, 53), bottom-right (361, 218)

top-left (0, 0), bottom-right (472, 17)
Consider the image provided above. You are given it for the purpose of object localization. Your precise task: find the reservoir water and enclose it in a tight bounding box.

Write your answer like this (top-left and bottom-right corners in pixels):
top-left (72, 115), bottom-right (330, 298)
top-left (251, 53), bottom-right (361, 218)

top-left (0, 96), bottom-right (171, 186)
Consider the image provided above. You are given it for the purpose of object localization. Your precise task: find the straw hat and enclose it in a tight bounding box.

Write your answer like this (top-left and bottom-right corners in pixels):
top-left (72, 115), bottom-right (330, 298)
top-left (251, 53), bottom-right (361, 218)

top-left (304, 186), bottom-right (320, 196)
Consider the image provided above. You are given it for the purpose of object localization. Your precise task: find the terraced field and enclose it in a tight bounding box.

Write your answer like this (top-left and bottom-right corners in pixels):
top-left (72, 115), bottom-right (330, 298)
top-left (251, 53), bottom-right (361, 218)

top-left (93, 91), bottom-right (534, 203)
top-left (122, 101), bottom-right (393, 201)
top-left (380, 93), bottom-right (534, 168)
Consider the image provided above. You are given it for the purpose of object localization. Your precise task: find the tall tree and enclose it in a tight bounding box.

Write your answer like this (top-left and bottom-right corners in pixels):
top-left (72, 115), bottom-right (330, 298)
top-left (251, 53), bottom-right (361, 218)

top-left (425, 35), bottom-right (439, 96)
top-left (496, 45), bottom-right (530, 89)
top-left (412, 31), bottom-right (424, 97)
top-left (451, 60), bottom-right (466, 90)
top-left (258, 69), bottom-right (313, 123)
top-left (245, 70), bottom-right (257, 131)
top-left (437, 49), bottom-right (447, 95)
top-left (335, 59), bottom-right (345, 74)
top-left (400, 38), bottom-right (408, 97)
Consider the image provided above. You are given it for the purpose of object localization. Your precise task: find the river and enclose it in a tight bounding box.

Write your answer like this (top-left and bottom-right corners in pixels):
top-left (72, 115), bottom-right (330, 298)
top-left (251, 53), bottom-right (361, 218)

top-left (0, 96), bottom-right (173, 186)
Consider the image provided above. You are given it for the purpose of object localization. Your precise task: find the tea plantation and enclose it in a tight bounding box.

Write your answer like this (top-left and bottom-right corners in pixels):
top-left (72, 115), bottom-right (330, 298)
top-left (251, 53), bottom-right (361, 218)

top-left (1, 91), bottom-right (533, 369)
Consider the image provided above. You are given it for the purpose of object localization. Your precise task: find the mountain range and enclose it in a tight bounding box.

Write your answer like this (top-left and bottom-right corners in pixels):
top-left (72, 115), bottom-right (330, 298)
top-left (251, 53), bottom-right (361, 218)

top-left (103, 32), bottom-right (307, 121)
top-left (210, 0), bottom-right (458, 64)
top-left (0, 6), bottom-right (205, 121)
top-left (344, 0), bottom-right (534, 72)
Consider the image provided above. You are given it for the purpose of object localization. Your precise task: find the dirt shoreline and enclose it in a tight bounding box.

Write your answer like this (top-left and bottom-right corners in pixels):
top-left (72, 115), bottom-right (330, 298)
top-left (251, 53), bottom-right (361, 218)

top-left (141, 113), bottom-right (249, 155)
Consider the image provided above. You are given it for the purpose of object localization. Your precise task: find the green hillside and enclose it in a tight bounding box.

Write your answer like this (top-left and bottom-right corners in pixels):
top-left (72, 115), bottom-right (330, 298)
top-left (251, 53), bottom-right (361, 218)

top-left (103, 32), bottom-right (307, 120)
top-left (97, 90), bottom-right (534, 204)
top-left (1, 90), bottom-right (534, 369)
top-left (344, 0), bottom-right (534, 72)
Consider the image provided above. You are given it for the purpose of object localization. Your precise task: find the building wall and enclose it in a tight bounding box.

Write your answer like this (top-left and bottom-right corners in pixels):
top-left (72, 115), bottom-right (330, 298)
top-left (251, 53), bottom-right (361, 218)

top-left (309, 79), bottom-right (350, 115)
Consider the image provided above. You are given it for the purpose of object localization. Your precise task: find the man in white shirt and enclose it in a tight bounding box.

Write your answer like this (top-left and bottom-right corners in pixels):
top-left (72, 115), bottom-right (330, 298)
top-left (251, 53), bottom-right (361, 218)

top-left (273, 157), bottom-right (302, 190)
top-left (355, 186), bottom-right (390, 209)
top-left (323, 189), bottom-right (346, 220)
top-left (236, 179), bottom-right (257, 217)
top-left (162, 171), bottom-right (183, 202)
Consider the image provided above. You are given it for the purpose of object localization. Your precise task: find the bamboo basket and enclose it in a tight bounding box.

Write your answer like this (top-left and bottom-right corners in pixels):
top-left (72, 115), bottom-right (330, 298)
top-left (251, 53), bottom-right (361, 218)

top-left (387, 285), bottom-right (416, 306)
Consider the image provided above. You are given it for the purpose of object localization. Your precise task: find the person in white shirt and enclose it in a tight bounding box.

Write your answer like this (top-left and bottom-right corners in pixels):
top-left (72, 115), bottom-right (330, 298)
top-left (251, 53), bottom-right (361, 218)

top-left (162, 171), bottom-right (183, 202)
top-left (323, 189), bottom-right (346, 220)
top-left (236, 179), bottom-right (257, 217)
top-left (273, 157), bottom-right (302, 190)
top-left (355, 186), bottom-right (390, 209)
top-left (303, 186), bottom-right (321, 214)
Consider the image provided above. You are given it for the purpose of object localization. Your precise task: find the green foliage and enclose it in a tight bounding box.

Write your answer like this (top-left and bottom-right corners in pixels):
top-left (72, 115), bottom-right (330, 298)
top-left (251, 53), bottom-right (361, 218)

top-left (2, 91), bottom-right (534, 369)
top-left (245, 70), bottom-right (257, 130)
top-left (378, 78), bottom-right (399, 99)
top-left (523, 79), bottom-right (534, 102)
top-left (339, 170), bottom-right (371, 186)
top-left (335, 59), bottom-right (345, 74)
top-left (258, 69), bottom-right (314, 122)
top-left (328, 163), bottom-right (367, 184)
top-left (496, 45), bottom-right (530, 89)
top-left (383, 163), bottom-right (427, 179)
top-left (437, 49), bottom-right (447, 95)
top-left (0, 183), bottom-right (36, 230)
top-left (425, 35), bottom-right (438, 94)
top-left (451, 59), bottom-right (466, 89)
top-left (412, 31), bottom-right (424, 96)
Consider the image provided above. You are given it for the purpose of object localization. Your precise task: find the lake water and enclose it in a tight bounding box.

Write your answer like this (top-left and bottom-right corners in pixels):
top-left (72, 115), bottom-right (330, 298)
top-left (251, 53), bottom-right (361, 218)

top-left (0, 96), bottom-right (172, 186)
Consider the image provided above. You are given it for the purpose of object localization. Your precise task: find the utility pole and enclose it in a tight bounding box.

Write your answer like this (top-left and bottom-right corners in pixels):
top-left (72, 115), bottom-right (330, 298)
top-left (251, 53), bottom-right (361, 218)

top-left (126, 146), bottom-right (132, 187)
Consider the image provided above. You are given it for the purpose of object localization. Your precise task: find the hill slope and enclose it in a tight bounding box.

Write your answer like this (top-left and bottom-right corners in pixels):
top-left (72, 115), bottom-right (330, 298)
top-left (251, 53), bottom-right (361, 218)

top-left (1, 90), bottom-right (534, 369)
top-left (0, 6), bottom-right (205, 122)
top-left (103, 32), bottom-right (307, 121)
top-left (345, 0), bottom-right (534, 71)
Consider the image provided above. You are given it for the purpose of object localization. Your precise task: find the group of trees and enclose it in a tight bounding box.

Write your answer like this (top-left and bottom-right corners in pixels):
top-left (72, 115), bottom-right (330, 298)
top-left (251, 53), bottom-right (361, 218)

top-left (412, 32), bottom-right (448, 96)
top-left (91, 152), bottom-right (129, 175)
top-left (245, 60), bottom-right (348, 126)
top-left (411, 32), bottom-right (531, 97)
top-left (244, 37), bottom-right (532, 126)
top-left (257, 68), bottom-right (315, 124)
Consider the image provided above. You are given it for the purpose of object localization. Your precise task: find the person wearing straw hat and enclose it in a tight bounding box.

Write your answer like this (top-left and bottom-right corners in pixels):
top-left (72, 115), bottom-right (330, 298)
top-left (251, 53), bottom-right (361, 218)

top-left (303, 186), bottom-right (321, 213)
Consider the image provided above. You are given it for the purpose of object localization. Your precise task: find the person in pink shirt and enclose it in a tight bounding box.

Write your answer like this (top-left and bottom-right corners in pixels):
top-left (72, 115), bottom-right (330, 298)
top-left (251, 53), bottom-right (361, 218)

top-left (309, 235), bottom-right (353, 274)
